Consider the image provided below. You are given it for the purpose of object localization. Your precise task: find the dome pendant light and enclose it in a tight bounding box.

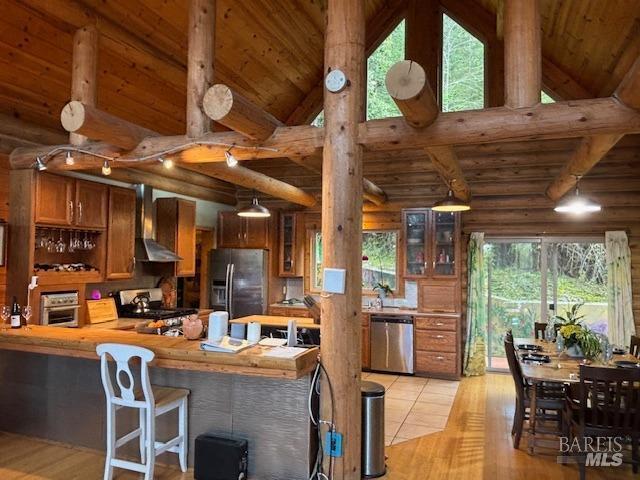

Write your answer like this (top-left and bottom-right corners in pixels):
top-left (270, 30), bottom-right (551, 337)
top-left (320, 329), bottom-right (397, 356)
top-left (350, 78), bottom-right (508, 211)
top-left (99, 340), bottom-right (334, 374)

top-left (237, 196), bottom-right (270, 218)
top-left (432, 181), bottom-right (470, 212)
top-left (554, 181), bottom-right (601, 215)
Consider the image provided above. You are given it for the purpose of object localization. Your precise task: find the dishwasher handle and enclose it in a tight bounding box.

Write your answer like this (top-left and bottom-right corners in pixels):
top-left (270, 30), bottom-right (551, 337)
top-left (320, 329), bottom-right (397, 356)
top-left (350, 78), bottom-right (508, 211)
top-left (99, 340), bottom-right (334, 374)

top-left (370, 315), bottom-right (413, 325)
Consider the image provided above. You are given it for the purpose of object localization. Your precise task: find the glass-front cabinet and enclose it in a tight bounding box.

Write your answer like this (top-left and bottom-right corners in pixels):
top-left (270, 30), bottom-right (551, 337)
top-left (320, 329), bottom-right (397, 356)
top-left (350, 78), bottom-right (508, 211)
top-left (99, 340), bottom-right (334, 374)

top-left (432, 212), bottom-right (457, 277)
top-left (404, 211), bottom-right (428, 277)
top-left (278, 212), bottom-right (303, 277)
top-left (402, 209), bottom-right (459, 279)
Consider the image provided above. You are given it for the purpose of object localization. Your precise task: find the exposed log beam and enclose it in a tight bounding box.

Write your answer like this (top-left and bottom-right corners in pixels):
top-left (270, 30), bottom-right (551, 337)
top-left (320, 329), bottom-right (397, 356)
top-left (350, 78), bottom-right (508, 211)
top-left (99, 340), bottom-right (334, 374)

top-left (546, 55), bottom-right (640, 200)
top-left (70, 24), bottom-right (99, 145)
top-left (61, 101), bottom-right (157, 150)
top-left (504, 0), bottom-right (541, 108)
top-left (425, 146), bottom-right (471, 201)
top-left (545, 134), bottom-right (623, 201)
top-left (11, 97), bottom-right (640, 169)
top-left (614, 56), bottom-right (640, 111)
top-left (542, 58), bottom-right (593, 101)
top-left (86, 167), bottom-right (236, 205)
top-left (0, 113), bottom-right (66, 152)
top-left (386, 61), bottom-right (439, 128)
top-left (186, 0), bottom-right (214, 137)
top-left (182, 163), bottom-right (316, 207)
top-left (203, 84), bottom-right (282, 141)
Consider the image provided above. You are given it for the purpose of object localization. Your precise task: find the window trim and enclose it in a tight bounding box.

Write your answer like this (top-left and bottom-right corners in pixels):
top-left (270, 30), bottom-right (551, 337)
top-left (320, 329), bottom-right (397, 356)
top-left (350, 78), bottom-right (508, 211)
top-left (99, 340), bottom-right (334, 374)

top-left (307, 228), bottom-right (404, 298)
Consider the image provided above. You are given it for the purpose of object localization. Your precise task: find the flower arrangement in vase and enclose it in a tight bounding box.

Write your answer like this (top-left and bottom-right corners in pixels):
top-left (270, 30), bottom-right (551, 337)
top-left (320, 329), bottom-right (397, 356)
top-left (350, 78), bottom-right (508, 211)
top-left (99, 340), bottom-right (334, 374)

top-left (556, 303), bottom-right (602, 360)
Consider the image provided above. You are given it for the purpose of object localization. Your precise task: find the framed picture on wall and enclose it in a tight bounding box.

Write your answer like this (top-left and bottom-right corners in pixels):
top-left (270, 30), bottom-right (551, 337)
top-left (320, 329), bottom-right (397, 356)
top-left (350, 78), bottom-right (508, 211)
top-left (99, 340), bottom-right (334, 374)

top-left (0, 222), bottom-right (6, 267)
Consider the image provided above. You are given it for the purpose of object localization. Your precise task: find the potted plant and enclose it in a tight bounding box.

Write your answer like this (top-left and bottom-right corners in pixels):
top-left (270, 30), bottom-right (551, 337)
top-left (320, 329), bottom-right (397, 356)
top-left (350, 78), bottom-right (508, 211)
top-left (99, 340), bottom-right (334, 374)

top-left (373, 282), bottom-right (392, 299)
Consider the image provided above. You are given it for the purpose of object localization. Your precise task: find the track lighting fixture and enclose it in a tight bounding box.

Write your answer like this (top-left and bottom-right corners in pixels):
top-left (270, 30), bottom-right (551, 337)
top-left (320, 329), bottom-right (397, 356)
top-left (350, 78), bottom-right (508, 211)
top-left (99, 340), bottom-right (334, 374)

top-left (101, 160), bottom-right (112, 176)
top-left (225, 148), bottom-right (238, 168)
top-left (65, 151), bottom-right (75, 166)
top-left (33, 156), bottom-right (47, 171)
top-left (159, 156), bottom-right (174, 169)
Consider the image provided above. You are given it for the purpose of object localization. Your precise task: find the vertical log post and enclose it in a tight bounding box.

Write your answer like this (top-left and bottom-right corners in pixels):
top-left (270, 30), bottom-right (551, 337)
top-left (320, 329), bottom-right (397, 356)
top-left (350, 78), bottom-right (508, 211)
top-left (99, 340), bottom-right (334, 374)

top-left (406, 0), bottom-right (441, 102)
top-left (70, 25), bottom-right (98, 145)
top-left (321, 0), bottom-right (365, 477)
top-left (187, 0), bottom-right (215, 137)
top-left (504, 0), bottom-right (541, 108)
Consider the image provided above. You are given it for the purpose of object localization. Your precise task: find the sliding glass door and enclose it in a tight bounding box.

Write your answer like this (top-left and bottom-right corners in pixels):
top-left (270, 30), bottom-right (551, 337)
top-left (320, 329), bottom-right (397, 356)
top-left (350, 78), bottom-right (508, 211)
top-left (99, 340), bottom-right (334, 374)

top-left (485, 237), bottom-right (607, 370)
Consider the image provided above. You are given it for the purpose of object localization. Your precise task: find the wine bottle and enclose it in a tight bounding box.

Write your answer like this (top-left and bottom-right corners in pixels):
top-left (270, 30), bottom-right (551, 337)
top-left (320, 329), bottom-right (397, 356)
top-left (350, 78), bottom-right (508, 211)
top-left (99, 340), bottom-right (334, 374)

top-left (10, 296), bottom-right (21, 329)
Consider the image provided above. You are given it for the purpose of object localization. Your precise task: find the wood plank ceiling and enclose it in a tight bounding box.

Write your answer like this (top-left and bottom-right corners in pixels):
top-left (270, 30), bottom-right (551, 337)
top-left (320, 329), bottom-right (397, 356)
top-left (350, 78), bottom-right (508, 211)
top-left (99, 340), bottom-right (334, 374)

top-left (0, 0), bottom-right (639, 209)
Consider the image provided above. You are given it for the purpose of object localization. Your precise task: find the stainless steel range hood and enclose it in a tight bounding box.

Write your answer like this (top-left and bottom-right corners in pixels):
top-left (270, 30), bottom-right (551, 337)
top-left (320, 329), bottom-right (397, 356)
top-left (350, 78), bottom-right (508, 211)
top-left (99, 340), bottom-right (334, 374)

top-left (134, 184), bottom-right (183, 262)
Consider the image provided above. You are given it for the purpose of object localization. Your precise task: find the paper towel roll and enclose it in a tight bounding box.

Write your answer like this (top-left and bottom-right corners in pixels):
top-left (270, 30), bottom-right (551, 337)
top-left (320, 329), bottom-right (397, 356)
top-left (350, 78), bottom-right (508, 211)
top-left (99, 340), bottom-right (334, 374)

top-left (247, 322), bottom-right (261, 343)
top-left (287, 319), bottom-right (297, 347)
top-left (208, 311), bottom-right (229, 342)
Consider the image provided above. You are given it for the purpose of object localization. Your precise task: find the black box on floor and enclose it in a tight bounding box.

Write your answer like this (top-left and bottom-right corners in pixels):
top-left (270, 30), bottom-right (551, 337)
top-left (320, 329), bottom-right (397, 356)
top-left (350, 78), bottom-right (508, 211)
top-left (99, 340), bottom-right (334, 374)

top-left (194, 434), bottom-right (248, 480)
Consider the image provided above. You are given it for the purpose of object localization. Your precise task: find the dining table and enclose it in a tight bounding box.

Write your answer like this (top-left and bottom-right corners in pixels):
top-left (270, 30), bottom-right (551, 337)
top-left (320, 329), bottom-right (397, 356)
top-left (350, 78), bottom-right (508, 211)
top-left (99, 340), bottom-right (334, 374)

top-left (515, 337), bottom-right (640, 454)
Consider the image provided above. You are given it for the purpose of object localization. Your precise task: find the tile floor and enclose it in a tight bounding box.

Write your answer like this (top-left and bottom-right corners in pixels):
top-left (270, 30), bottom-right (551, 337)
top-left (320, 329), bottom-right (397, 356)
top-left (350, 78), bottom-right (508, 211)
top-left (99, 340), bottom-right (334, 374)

top-left (362, 372), bottom-right (459, 446)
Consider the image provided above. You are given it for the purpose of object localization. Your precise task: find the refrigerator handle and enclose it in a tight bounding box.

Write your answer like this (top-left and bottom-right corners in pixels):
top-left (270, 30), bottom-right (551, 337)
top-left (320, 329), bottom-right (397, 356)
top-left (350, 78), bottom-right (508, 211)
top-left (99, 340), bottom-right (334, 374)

top-left (224, 263), bottom-right (231, 313)
top-left (229, 263), bottom-right (235, 319)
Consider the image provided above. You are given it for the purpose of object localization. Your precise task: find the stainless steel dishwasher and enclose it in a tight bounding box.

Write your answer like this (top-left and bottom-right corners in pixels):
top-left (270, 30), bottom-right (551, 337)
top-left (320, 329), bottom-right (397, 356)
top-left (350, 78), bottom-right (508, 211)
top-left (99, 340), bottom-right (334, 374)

top-left (370, 315), bottom-right (414, 374)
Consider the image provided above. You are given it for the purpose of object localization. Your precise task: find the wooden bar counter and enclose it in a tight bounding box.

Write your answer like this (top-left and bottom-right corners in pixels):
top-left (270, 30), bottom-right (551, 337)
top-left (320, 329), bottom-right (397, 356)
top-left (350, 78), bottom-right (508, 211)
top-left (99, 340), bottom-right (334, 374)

top-left (0, 325), bottom-right (318, 478)
top-left (0, 325), bottom-right (318, 379)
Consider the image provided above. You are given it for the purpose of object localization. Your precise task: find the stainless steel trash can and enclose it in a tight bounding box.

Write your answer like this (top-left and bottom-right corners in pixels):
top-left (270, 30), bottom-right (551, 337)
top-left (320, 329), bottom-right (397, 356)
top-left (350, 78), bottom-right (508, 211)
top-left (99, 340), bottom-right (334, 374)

top-left (361, 381), bottom-right (386, 478)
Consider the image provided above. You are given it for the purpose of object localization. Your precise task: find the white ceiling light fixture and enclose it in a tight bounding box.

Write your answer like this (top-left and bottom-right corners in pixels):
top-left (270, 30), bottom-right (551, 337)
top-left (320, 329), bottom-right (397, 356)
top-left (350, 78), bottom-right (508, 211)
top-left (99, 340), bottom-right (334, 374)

top-left (101, 159), bottom-right (112, 176)
top-left (65, 151), bottom-right (75, 166)
top-left (237, 196), bottom-right (270, 218)
top-left (225, 148), bottom-right (238, 168)
top-left (554, 179), bottom-right (601, 215)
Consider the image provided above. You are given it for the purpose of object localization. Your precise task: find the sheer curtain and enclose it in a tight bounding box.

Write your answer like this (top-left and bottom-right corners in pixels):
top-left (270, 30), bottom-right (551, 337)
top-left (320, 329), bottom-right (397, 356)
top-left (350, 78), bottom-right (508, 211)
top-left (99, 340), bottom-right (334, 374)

top-left (605, 231), bottom-right (636, 346)
top-left (464, 232), bottom-right (488, 376)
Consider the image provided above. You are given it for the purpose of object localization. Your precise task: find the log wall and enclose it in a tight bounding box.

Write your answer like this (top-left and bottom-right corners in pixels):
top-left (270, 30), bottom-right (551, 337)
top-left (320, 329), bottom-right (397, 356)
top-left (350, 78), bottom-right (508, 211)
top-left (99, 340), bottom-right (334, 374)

top-left (0, 154), bottom-right (8, 304)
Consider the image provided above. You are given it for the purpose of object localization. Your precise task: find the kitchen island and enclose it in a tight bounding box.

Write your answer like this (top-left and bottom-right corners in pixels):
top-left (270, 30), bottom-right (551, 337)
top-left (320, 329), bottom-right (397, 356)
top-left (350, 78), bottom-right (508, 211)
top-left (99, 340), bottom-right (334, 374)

top-left (0, 325), bottom-right (319, 479)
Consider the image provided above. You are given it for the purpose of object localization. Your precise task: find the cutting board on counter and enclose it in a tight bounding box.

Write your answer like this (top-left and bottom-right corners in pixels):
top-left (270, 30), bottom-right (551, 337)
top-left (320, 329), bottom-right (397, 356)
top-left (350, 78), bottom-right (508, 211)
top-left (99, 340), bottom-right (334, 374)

top-left (86, 298), bottom-right (119, 324)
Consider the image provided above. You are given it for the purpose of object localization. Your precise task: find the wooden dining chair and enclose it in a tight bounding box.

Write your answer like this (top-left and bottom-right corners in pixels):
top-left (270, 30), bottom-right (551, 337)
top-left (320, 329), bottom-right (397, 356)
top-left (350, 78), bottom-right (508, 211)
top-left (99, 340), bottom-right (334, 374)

top-left (630, 335), bottom-right (640, 358)
top-left (504, 331), bottom-right (565, 449)
top-left (564, 364), bottom-right (640, 479)
top-left (534, 322), bottom-right (561, 340)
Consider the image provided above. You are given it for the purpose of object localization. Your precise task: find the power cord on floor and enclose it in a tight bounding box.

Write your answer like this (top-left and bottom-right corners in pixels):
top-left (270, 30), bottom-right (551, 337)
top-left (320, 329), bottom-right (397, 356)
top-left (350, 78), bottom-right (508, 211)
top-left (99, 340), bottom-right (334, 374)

top-left (308, 355), bottom-right (336, 480)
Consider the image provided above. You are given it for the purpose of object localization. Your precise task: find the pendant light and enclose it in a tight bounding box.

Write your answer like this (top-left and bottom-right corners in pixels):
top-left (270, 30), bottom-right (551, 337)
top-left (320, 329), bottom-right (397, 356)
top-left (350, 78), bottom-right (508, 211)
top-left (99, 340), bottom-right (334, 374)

top-left (432, 181), bottom-right (470, 212)
top-left (554, 179), bottom-right (601, 214)
top-left (237, 196), bottom-right (270, 218)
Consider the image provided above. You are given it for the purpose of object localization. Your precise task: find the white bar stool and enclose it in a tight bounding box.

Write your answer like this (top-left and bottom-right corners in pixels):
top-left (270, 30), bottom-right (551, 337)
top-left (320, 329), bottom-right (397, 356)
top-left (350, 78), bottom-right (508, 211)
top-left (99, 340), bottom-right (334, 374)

top-left (96, 343), bottom-right (189, 480)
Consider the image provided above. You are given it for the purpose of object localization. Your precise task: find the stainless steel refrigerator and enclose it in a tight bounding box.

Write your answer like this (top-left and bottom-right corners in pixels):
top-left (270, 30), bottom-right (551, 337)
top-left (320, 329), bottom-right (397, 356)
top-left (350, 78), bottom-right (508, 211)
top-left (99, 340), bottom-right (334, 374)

top-left (209, 249), bottom-right (268, 319)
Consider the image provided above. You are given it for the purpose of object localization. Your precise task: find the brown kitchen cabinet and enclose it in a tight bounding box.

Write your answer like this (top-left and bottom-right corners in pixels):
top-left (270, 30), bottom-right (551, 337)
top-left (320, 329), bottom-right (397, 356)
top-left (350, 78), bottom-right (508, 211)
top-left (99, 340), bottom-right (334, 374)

top-left (417, 278), bottom-right (461, 314)
top-left (267, 306), bottom-right (311, 318)
top-left (217, 211), bottom-right (269, 249)
top-left (35, 173), bottom-right (74, 226)
top-left (402, 209), bottom-right (460, 279)
top-left (35, 173), bottom-right (108, 229)
top-left (106, 187), bottom-right (136, 280)
top-left (414, 313), bottom-right (460, 378)
top-left (156, 198), bottom-right (197, 277)
top-left (74, 180), bottom-right (108, 229)
top-left (278, 212), bottom-right (304, 277)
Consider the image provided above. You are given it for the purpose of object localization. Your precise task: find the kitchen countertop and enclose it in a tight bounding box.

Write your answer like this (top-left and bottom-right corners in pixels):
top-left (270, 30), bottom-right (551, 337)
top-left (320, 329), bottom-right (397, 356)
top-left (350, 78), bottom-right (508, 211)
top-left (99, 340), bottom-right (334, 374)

top-left (230, 314), bottom-right (320, 330)
top-left (361, 307), bottom-right (460, 317)
top-left (0, 325), bottom-right (318, 379)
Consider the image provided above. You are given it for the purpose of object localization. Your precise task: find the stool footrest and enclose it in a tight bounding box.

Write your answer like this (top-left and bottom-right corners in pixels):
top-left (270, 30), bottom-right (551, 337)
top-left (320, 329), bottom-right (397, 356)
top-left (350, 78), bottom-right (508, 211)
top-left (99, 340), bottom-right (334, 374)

top-left (110, 458), bottom-right (146, 473)
top-left (115, 427), bottom-right (142, 448)
top-left (155, 436), bottom-right (183, 456)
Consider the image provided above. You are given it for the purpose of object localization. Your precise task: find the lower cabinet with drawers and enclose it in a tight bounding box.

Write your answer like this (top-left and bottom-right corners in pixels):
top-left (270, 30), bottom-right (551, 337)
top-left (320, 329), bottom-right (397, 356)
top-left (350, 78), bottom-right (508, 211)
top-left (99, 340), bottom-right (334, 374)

top-left (267, 306), bottom-right (312, 318)
top-left (414, 313), bottom-right (461, 379)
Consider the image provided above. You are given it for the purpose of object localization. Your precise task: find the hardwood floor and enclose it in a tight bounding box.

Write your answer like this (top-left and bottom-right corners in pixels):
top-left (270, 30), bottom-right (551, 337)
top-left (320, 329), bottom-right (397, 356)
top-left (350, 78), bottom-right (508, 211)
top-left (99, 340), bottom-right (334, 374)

top-left (0, 373), bottom-right (635, 479)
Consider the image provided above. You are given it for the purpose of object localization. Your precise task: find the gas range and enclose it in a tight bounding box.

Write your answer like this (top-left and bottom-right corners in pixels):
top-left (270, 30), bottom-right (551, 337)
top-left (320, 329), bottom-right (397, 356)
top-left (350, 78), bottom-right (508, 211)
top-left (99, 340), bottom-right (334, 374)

top-left (115, 288), bottom-right (197, 321)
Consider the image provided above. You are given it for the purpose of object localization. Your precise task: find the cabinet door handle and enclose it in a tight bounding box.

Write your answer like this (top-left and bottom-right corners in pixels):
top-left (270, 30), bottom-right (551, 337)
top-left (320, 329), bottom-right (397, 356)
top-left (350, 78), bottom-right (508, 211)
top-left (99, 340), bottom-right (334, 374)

top-left (68, 200), bottom-right (74, 222)
top-left (129, 256), bottom-right (136, 273)
top-left (435, 356), bottom-right (445, 361)
top-left (433, 260), bottom-right (436, 269)
top-left (435, 322), bottom-right (444, 326)
top-left (237, 232), bottom-right (241, 240)
top-left (244, 232), bottom-right (247, 240)
top-left (77, 201), bottom-right (83, 223)
top-left (435, 334), bottom-right (444, 339)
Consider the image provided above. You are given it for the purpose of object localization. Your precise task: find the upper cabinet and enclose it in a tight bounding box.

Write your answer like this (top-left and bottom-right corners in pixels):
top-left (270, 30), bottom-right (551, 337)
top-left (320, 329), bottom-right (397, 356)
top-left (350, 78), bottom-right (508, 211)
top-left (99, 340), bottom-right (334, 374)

top-left (402, 209), bottom-right (460, 279)
top-left (35, 173), bottom-right (74, 226)
top-left (35, 173), bottom-right (107, 229)
top-left (74, 180), bottom-right (108, 229)
top-left (217, 211), bottom-right (269, 249)
top-left (278, 212), bottom-right (304, 277)
top-left (106, 187), bottom-right (136, 280)
top-left (156, 198), bottom-right (197, 277)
